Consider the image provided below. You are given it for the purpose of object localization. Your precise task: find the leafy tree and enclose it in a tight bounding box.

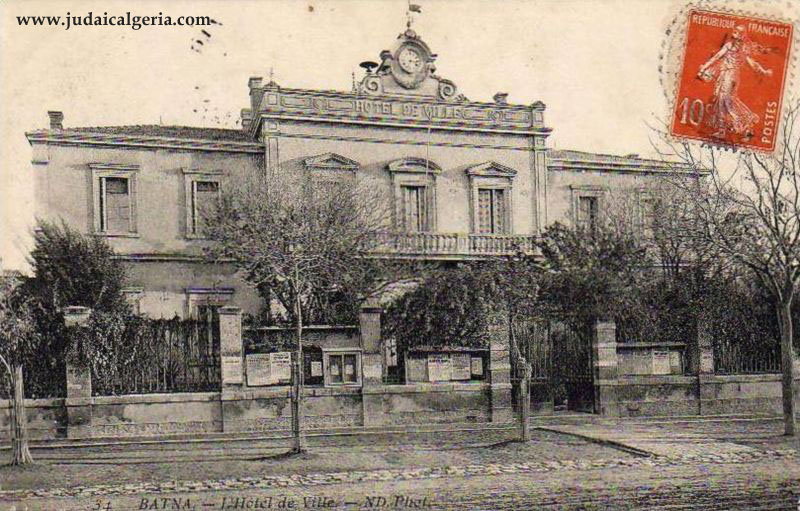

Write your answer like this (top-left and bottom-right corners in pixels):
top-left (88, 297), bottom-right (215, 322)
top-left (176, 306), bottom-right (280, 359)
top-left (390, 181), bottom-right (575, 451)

top-left (536, 222), bottom-right (647, 330)
top-left (25, 220), bottom-right (129, 314)
top-left (0, 274), bottom-right (40, 464)
top-left (204, 169), bottom-right (390, 453)
top-left (20, 220), bottom-right (131, 389)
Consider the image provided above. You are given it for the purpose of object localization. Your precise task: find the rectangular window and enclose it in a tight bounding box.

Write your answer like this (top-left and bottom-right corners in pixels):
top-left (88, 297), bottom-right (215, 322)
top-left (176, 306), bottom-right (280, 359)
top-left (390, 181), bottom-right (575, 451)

top-left (325, 352), bottom-right (360, 386)
top-left (100, 176), bottom-right (132, 233)
top-left (191, 181), bottom-right (219, 236)
top-left (577, 196), bottom-right (598, 233)
top-left (477, 188), bottom-right (506, 234)
top-left (401, 185), bottom-right (428, 232)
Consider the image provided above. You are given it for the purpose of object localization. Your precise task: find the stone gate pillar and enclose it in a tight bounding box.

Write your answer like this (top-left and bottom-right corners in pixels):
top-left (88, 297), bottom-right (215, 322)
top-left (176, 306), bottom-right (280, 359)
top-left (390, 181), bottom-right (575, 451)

top-left (488, 313), bottom-right (513, 423)
top-left (360, 299), bottom-right (384, 427)
top-left (592, 319), bottom-right (620, 417)
top-left (219, 306), bottom-right (244, 388)
top-left (63, 306), bottom-right (93, 439)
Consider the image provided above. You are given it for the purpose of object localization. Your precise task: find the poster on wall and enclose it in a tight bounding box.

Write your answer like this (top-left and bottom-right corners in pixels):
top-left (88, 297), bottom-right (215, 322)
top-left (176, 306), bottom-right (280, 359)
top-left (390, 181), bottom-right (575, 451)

top-left (427, 354), bottom-right (452, 382)
top-left (246, 354), bottom-right (271, 386)
top-left (406, 356), bottom-right (427, 382)
top-left (311, 361), bottom-right (323, 377)
top-left (221, 356), bottom-right (243, 384)
top-left (470, 356), bottom-right (483, 377)
top-left (652, 351), bottom-right (671, 375)
top-left (270, 352), bottom-right (292, 384)
top-left (451, 353), bottom-right (471, 380)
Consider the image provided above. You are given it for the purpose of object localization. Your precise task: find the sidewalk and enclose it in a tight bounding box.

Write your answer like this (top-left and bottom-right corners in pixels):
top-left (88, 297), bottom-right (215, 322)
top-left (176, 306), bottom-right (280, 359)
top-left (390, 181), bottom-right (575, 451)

top-left (537, 414), bottom-right (800, 456)
top-left (539, 421), bottom-right (757, 457)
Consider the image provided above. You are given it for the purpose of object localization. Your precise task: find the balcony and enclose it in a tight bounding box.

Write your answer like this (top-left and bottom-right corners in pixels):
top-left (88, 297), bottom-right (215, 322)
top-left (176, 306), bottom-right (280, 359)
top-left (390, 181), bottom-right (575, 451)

top-left (369, 232), bottom-right (536, 259)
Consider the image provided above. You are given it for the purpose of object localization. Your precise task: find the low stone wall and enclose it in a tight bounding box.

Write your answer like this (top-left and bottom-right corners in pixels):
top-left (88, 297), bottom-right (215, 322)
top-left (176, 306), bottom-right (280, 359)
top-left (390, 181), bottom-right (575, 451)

top-left (1, 384), bottom-right (496, 439)
top-left (362, 383), bottom-right (492, 427)
top-left (613, 374), bottom-right (800, 417)
top-left (222, 387), bottom-right (363, 433)
top-left (0, 398), bottom-right (66, 440)
top-left (90, 393), bottom-right (222, 437)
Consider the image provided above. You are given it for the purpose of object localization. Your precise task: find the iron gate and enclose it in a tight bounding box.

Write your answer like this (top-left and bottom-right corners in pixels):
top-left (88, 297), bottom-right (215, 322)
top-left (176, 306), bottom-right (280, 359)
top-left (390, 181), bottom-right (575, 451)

top-left (511, 318), bottom-right (595, 413)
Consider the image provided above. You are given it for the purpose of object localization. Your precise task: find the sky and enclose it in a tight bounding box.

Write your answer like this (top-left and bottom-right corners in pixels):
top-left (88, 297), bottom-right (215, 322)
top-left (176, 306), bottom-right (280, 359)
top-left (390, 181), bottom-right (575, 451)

top-left (0, 0), bottom-right (735, 270)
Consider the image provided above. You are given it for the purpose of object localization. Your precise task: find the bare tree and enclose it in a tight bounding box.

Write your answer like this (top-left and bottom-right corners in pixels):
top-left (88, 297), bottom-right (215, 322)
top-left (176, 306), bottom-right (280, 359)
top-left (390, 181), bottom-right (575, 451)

top-left (0, 273), bottom-right (39, 465)
top-left (204, 168), bottom-right (391, 453)
top-left (654, 100), bottom-right (800, 436)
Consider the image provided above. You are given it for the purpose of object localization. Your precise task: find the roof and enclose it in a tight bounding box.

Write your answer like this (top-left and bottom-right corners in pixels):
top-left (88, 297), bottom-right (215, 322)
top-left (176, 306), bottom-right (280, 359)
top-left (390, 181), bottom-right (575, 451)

top-left (548, 149), bottom-right (694, 173)
top-left (63, 125), bottom-right (255, 142)
top-left (549, 149), bottom-right (664, 165)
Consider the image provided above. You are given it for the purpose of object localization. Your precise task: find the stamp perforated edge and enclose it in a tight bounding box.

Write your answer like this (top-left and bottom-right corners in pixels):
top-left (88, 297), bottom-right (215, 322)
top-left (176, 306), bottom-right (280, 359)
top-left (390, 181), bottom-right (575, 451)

top-left (659, 0), bottom-right (799, 153)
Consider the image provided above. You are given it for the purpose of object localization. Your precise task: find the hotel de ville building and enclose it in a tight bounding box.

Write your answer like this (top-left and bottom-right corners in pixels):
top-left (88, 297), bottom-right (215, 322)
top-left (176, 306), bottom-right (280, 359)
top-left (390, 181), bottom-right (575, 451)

top-left (26, 25), bottom-right (674, 321)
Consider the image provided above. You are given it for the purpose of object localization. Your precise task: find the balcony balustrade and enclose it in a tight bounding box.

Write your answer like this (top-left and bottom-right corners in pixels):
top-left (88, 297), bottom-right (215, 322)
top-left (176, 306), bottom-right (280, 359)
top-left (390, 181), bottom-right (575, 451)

top-left (369, 231), bottom-right (536, 258)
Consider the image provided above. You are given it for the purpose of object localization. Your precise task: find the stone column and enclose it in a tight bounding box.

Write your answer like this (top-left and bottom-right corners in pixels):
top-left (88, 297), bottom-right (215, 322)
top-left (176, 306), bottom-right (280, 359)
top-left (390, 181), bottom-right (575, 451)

top-left (592, 319), bottom-right (620, 417)
top-left (360, 299), bottom-right (384, 427)
top-left (218, 307), bottom-right (244, 388)
top-left (488, 314), bottom-right (513, 423)
top-left (63, 306), bottom-right (93, 439)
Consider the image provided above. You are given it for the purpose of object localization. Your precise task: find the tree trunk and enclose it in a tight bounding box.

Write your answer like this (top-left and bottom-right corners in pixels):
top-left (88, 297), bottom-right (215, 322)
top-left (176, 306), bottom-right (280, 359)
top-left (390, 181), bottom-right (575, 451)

top-left (778, 300), bottom-right (797, 436)
top-left (290, 287), bottom-right (305, 454)
top-left (519, 364), bottom-right (531, 442)
top-left (10, 365), bottom-right (33, 465)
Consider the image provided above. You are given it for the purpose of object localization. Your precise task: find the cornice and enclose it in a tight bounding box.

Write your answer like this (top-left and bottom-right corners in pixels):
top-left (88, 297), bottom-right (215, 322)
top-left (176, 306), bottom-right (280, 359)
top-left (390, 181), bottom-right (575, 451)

top-left (25, 130), bottom-right (263, 154)
top-left (548, 158), bottom-right (698, 175)
top-left (252, 87), bottom-right (552, 137)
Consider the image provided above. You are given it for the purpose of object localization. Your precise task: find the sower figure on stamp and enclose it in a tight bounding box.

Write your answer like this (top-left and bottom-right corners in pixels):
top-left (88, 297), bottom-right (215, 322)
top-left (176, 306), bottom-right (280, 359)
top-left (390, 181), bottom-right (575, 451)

top-left (697, 25), bottom-right (774, 142)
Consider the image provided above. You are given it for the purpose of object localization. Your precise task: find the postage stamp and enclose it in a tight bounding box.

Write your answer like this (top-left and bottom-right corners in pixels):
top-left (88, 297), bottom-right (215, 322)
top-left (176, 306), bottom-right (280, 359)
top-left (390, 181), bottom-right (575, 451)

top-left (670, 9), bottom-right (794, 151)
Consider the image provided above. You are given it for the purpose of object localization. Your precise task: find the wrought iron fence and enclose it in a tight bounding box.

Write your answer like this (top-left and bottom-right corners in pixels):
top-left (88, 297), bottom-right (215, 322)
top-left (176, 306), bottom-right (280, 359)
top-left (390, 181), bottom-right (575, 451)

top-left (714, 338), bottom-right (781, 374)
top-left (91, 317), bottom-right (221, 396)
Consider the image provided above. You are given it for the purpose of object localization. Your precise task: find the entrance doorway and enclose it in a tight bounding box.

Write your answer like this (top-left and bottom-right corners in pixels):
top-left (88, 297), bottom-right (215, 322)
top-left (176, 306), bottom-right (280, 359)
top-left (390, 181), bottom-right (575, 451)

top-left (511, 318), bottom-right (596, 414)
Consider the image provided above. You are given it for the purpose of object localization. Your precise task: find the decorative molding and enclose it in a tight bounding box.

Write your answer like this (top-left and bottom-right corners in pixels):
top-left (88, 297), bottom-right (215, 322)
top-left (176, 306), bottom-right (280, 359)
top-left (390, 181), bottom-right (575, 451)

top-left (182, 168), bottom-right (224, 176)
top-left (26, 131), bottom-right (263, 154)
top-left (185, 287), bottom-right (235, 295)
top-left (276, 131), bottom-right (532, 152)
top-left (89, 162), bottom-right (140, 172)
top-left (386, 157), bottom-right (441, 174)
top-left (303, 152), bottom-right (360, 171)
top-left (465, 161), bottom-right (517, 179)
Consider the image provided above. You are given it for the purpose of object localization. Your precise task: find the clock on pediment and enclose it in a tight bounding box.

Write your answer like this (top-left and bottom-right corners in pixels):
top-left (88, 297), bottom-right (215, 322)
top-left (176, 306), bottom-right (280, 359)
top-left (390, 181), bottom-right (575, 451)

top-left (356, 28), bottom-right (466, 101)
top-left (390, 33), bottom-right (432, 89)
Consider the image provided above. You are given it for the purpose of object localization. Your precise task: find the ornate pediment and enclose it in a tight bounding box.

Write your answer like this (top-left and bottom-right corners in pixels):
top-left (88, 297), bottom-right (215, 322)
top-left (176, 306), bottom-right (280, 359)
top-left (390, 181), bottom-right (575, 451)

top-left (303, 153), bottom-right (360, 171)
top-left (386, 157), bottom-right (442, 174)
top-left (356, 29), bottom-right (466, 103)
top-left (465, 161), bottom-right (517, 179)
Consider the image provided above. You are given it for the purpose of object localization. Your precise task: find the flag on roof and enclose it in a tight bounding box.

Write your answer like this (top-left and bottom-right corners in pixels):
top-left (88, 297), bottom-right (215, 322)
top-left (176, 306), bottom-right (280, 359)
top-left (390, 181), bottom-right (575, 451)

top-left (409, 4), bottom-right (422, 13)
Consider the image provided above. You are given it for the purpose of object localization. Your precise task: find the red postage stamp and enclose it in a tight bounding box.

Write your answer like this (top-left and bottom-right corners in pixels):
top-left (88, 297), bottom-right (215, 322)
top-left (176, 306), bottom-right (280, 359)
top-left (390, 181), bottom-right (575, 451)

top-left (670, 9), bottom-right (794, 151)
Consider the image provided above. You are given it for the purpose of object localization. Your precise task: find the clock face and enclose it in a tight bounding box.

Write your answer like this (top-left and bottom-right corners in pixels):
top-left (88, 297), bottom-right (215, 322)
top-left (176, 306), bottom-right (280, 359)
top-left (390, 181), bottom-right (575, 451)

top-left (398, 48), bottom-right (423, 73)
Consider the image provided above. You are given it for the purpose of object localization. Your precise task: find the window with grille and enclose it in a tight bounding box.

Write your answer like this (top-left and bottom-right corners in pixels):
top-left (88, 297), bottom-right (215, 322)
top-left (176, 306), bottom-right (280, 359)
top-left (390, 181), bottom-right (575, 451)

top-left (191, 180), bottom-right (220, 235)
top-left (576, 196), bottom-right (598, 233)
top-left (99, 176), bottom-right (133, 233)
top-left (477, 188), bottom-right (507, 234)
top-left (401, 185), bottom-right (429, 232)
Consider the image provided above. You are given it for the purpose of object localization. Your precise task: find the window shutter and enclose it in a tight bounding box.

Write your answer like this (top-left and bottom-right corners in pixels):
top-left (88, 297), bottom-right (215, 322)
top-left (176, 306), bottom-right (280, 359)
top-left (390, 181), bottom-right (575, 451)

top-left (128, 176), bottom-right (137, 233)
top-left (477, 189), bottom-right (492, 234)
top-left (494, 189), bottom-right (506, 234)
top-left (99, 177), bottom-right (107, 231)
